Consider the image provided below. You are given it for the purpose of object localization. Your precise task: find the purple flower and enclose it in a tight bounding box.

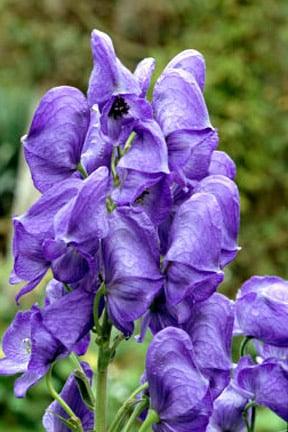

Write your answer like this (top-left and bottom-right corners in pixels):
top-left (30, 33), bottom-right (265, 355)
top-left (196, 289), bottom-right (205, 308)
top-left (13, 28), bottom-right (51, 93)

top-left (87, 30), bottom-right (154, 145)
top-left (153, 67), bottom-right (218, 185)
top-left (42, 286), bottom-right (94, 352)
top-left (145, 327), bottom-right (213, 431)
top-left (102, 206), bottom-right (163, 335)
top-left (194, 175), bottom-right (240, 266)
top-left (43, 363), bottom-right (94, 431)
top-left (235, 276), bottom-right (288, 346)
top-left (208, 150), bottom-right (237, 180)
top-left (112, 120), bottom-right (170, 206)
top-left (143, 292), bottom-right (234, 399)
top-left (183, 293), bottom-right (234, 399)
top-left (236, 357), bottom-right (288, 421)
top-left (164, 192), bottom-right (224, 306)
top-left (12, 167), bottom-right (109, 301)
top-left (0, 308), bottom-right (67, 397)
top-left (23, 86), bottom-right (90, 193)
top-left (87, 29), bottom-right (141, 107)
top-left (163, 49), bottom-right (206, 92)
top-left (207, 384), bottom-right (248, 432)
top-left (11, 179), bottom-right (81, 301)
top-left (80, 105), bottom-right (114, 175)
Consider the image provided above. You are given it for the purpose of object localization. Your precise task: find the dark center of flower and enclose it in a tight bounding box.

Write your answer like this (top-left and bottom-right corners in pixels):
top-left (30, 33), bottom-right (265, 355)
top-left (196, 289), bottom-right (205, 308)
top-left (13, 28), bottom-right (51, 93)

top-left (109, 96), bottom-right (130, 120)
top-left (23, 337), bottom-right (32, 354)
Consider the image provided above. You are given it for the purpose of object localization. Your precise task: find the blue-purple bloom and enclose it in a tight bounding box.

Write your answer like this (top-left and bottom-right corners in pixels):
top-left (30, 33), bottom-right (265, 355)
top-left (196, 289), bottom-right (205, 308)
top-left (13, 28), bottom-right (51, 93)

top-left (145, 327), bottom-right (213, 431)
top-left (102, 206), bottom-right (162, 335)
top-left (164, 192), bottom-right (224, 306)
top-left (23, 86), bottom-right (90, 193)
top-left (0, 308), bottom-right (66, 397)
top-left (235, 275), bottom-right (288, 346)
top-left (207, 384), bottom-right (248, 432)
top-left (236, 356), bottom-right (288, 421)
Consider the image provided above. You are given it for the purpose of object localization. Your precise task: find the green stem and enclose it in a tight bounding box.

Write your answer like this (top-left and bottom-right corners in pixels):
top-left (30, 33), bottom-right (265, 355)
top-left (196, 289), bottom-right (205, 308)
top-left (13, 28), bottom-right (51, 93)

top-left (95, 345), bottom-right (109, 432)
top-left (239, 336), bottom-right (253, 357)
top-left (139, 409), bottom-right (159, 432)
top-left (94, 310), bottom-right (112, 432)
top-left (123, 399), bottom-right (148, 432)
top-left (93, 282), bottom-right (106, 335)
top-left (46, 366), bottom-right (83, 432)
top-left (250, 405), bottom-right (256, 432)
top-left (108, 382), bottom-right (149, 432)
top-left (242, 401), bottom-right (257, 432)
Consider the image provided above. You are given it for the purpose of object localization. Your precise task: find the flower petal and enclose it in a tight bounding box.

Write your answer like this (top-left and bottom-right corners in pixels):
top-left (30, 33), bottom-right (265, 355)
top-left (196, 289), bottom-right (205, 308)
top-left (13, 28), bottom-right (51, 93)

top-left (24, 86), bottom-right (89, 192)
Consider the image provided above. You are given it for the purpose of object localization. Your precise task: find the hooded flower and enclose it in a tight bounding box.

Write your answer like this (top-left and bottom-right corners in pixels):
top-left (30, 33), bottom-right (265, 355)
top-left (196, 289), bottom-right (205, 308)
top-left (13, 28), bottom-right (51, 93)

top-left (0, 308), bottom-right (66, 397)
top-left (207, 384), bottom-right (248, 432)
top-left (102, 206), bottom-right (163, 335)
top-left (145, 327), bottom-right (213, 431)
top-left (23, 86), bottom-right (90, 193)
top-left (153, 66), bottom-right (218, 186)
top-left (235, 276), bottom-right (288, 346)
top-left (164, 192), bottom-right (224, 306)
top-left (0, 303), bottom-right (90, 399)
top-left (194, 175), bottom-right (240, 266)
top-left (12, 167), bottom-right (109, 301)
top-left (112, 119), bottom-right (170, 206)
top-left (236, 356), bottom-right (288, 421)
top-left (87, 30), bottom-right (155, 145)
top-left (183, 293), bottom-right (234, 399)
top-left (43, 363), bottom-right (94, 432)
top-left (11, 179), bottom-right (81, 301)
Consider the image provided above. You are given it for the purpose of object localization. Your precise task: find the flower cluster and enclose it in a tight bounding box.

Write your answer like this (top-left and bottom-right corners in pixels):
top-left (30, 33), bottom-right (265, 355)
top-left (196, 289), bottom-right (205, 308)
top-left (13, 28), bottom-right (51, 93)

top-left (1, 28), bottom-right (288, 432)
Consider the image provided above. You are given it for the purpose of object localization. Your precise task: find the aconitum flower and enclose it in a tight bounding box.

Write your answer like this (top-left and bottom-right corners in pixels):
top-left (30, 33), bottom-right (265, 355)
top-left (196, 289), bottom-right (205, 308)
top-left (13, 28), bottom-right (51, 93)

top-left (112, 119), bottom-right (170, 206)
top-left (102, 207), bottom-right (163, 335)
top-left (183, 293), bottom-right (234, 399)
top-left (145, 327), bottom-right (213, 431)
top-left (142, 292), bottom-right (234, 399)
top-left (11, 167), bottom-right (109, 301)
top-left (0, 308), bottom-right (67, 397)
top-left (207, 384), bottom-right (248, 432)
top-left (11, 179), bottom-right (81, 301)
top-left (43, 363), bottom-right (94, 431)
top-left (164, 192), bottom-right (224, 306)
top-left (235, 276), bottom-right (288, 346)
top-left (23, 86), bottom-right (90, 193)
top-left (236, 356), bottom-right (288, 421)
top-left (88, 30), bottom-right (154, 145)
top-left (194, 174), bottom-right (240, 266)
top-left (153, 61), bottom-right (218, 186)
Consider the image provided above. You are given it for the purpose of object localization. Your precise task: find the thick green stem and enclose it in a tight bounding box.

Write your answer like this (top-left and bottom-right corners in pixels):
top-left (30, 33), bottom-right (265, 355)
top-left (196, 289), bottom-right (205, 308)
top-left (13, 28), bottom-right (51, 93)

top-left (95, 344), bottom-right (109, 432)
top-left (108, 382), bottom-right (149, 432)
top-left (139, 409), bottom-right (159, 432)
top-left (94, 310), bottom-right (112, 432)
top-left (123, 400), bottom-right (148, 432)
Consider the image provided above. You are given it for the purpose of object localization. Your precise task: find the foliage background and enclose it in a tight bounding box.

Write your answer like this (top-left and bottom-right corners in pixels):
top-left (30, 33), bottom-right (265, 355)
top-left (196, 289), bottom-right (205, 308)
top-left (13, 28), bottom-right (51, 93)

top-left (0, 0), bottom-right (287, 430)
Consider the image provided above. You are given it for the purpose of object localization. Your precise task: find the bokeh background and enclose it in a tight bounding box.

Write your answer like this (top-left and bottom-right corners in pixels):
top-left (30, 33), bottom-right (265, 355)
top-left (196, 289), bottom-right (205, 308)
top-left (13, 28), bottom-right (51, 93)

top-left (0, 0), bottom-right (288, 430)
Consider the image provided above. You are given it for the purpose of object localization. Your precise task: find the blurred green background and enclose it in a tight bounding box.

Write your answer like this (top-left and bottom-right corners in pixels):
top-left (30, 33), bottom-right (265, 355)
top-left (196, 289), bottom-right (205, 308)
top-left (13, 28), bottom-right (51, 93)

top-left (0, 0), bottom-right (288, 430)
